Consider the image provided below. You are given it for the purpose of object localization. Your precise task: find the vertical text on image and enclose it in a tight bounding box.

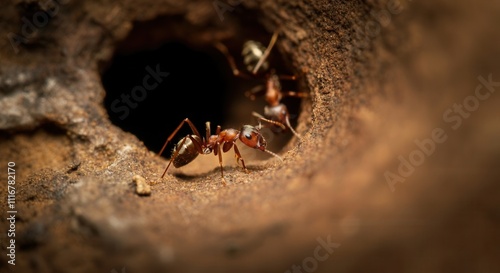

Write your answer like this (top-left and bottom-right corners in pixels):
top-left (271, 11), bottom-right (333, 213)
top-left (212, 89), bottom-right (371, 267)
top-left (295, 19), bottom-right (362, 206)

top-left (6, 161), bottom-right (17, 266)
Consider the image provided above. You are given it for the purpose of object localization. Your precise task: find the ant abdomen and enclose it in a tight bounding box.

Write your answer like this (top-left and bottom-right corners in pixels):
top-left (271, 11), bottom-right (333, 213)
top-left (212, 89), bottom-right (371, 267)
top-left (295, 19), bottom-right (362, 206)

top-left (242, 40), bottom-right (269, 74)
top-left (264, 104), bottom-right (289, 133)
top-left (172, 135), bottom-right (201, 168)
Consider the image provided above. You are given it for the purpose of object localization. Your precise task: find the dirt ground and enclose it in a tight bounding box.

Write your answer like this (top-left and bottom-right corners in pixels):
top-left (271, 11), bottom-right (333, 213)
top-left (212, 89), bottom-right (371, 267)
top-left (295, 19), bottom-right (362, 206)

top-left (1, 0), bottom-right (499, 272)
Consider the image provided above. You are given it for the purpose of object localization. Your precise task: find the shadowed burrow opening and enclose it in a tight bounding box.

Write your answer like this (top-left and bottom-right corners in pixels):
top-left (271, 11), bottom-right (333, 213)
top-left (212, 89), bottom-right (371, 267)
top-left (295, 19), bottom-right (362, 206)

top-left (101, 41), bottom-right (227, 155)
top-left (100, 15), bottom-right (303, 160)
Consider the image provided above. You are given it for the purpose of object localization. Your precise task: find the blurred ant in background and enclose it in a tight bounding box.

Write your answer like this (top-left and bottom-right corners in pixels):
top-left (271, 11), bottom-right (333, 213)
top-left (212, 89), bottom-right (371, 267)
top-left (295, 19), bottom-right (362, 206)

top-left (158, 118), bottom-right (282, 184)
top-left (214, 29), bottom-right (307, 139)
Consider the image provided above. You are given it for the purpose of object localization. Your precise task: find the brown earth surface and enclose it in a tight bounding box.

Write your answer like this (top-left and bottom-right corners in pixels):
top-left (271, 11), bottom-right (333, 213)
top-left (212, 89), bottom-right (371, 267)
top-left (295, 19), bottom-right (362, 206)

top-left (1, 0), bottom-right (499, 272)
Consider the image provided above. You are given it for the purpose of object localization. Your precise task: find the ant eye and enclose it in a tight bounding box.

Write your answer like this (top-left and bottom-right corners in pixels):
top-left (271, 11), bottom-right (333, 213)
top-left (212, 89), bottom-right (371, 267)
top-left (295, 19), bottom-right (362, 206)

top-left (245, 133), bottom-right (252, 139)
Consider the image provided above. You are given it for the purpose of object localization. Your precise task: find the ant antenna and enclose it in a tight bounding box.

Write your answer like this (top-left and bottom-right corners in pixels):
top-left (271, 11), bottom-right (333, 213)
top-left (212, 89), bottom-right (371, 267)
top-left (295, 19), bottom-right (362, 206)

top-left (257, 120), bottom-right (263, 130)
top-left (285, 116), bottom-right (302, 140)
top-left (264, 149), bottom-right (283, 162)
top-left (255, 120), bottom-right (282, 162)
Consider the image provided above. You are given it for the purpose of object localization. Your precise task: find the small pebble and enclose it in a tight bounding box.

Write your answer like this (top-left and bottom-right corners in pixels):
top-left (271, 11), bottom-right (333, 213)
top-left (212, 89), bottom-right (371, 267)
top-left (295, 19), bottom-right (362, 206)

top-left (133, 175), bottom-right (151, 196)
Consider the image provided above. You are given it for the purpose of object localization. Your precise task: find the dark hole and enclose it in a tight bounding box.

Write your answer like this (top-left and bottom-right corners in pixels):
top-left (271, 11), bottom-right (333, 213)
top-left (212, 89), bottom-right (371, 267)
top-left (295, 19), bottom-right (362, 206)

top-left (101, 18), bottom-right (302, 159)
top-left (101, 42), bottom-right (228, 155)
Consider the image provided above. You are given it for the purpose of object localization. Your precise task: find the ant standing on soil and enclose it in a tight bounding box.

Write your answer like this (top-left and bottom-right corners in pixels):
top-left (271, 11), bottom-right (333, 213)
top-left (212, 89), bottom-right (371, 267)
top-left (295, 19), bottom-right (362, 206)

top-left (158, 118), bottom-right (282, 184)
top-left (214, 29), bottom-right (308, 139)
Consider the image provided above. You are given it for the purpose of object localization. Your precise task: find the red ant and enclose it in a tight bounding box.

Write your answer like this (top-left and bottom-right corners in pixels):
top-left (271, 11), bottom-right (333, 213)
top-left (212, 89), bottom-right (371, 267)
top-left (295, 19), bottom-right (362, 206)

top-left (158, 118), bottom-right (282, 183)
top-left (214, 30), bottom-right (307, 139)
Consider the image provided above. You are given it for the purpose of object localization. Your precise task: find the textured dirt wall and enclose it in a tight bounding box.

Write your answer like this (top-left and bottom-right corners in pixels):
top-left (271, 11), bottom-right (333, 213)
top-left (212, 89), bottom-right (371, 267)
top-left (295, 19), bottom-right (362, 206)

top-left (1, 0), bottom-right (499, 273)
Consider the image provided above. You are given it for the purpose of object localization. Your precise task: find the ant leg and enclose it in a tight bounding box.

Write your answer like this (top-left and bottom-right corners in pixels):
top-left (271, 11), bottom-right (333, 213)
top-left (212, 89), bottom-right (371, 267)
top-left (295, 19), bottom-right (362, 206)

top-left (233, 144), bottom-right (249, 173)
top-left (161, 135), bottom-right (186, 178)
top-left (278, 74), bottom-right (297, 81)
top-left (281, 90), bottom-right (308, 98)
top-left (252, 111), bottom-right (286, 130)
top-left (244, 85), bottom-right (265, 100)
top-left (214, 42), bottom-right (253, 79)
top-left (158, 118), bottom-right (202, 157)
top-left (205, 121), bottom-right (211, 142)
top-left (252, 112), bottom-right (301, 140)
top-left (215, 143), bottom-right (227, 185)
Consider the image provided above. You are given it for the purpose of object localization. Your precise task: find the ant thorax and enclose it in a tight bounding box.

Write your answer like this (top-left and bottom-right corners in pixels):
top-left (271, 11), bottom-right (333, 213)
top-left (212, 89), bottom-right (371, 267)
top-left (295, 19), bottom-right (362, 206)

top-left (264, 104), bottom-right (289, 132)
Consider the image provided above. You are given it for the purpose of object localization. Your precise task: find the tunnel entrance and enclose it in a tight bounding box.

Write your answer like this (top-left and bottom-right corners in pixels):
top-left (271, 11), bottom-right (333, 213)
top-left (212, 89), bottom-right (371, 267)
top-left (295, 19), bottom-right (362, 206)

top-left (102, 41), bottom-right (228, 155)
top-left (101, 16), bottom-right (303, 159)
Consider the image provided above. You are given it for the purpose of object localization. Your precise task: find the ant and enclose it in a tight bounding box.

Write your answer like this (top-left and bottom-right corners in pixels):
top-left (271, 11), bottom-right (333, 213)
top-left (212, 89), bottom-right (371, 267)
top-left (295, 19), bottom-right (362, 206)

top-left (214, 29), bottom-right (308, 139)
top-left (158, 118), bottom-right (282, 183)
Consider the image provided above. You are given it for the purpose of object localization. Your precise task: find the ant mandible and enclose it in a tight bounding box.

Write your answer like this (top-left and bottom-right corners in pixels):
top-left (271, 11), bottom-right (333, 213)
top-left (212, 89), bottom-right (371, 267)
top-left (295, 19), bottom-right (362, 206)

top-left (214, 29), bottom-right (308, 139)
top-left (158, 118), bottom-right (282, 183)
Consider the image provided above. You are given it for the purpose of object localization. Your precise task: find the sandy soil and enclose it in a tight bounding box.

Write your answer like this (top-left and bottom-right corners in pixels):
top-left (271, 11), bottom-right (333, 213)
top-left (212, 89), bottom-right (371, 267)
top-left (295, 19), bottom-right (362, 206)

top-left (0, 0), bottom-right (499, 272)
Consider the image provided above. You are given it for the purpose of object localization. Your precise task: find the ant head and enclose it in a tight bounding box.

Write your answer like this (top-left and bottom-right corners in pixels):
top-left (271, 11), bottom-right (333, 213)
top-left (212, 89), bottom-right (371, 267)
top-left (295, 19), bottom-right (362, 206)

top-left (239, 125), bottom-right (267, 151)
